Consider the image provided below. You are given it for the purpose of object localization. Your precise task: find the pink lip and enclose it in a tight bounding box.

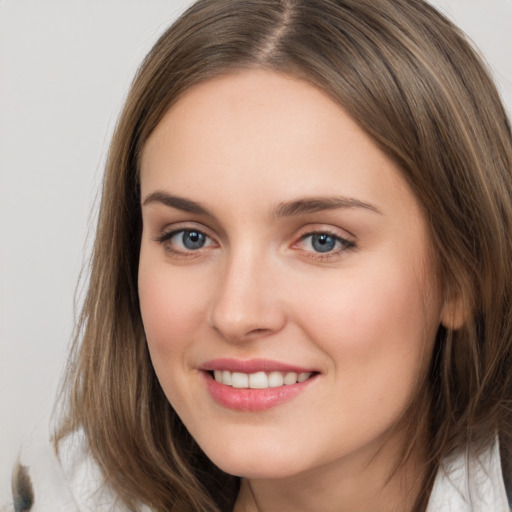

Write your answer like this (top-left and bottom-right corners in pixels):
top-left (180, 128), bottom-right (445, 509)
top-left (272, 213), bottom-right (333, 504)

top-left (199, 358), bottom-right (316, 374)
top-left (199, 358), bottom-right (318, 412)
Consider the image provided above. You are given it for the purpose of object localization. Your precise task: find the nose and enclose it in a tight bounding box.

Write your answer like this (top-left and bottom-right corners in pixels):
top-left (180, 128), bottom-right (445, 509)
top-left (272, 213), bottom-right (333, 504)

top-left (208, 248), bottom-right (287, 343)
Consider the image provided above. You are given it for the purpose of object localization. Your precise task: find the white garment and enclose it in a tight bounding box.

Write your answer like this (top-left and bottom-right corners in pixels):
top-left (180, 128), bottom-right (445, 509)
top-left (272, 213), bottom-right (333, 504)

top-left (1, 431), bottom-right (142, 512)
top-left (427, 438), bottom-right (510, 511)
top-left (2, 434), bottom-right (510, 511)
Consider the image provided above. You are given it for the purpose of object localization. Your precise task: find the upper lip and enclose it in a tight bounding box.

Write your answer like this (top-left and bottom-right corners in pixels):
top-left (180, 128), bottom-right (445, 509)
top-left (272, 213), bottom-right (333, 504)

top-left (199, 358), bottom-right (317, 374)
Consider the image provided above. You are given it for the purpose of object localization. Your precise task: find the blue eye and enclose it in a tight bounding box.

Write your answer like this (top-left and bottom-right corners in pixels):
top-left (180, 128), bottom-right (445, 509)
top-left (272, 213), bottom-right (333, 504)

top-left (310, 233), bottom-right (337, 253)
top-left (156, 228), bottom-right (213, 254)
top-left (298, 231), bottom-right (355, 257)
top-left (180, 230), bottom-right (206, 250)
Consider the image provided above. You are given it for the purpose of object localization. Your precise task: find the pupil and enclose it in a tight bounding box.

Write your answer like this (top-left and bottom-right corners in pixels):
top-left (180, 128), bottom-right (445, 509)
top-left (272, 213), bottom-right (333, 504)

top-left (312, 234), bottom-right (335, 253)
top-left (183, 231), bottom-right (205, 249)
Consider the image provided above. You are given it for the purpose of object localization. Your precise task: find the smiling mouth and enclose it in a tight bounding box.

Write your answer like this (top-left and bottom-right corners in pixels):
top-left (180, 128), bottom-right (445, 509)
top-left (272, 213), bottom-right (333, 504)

top-left (209, 370), bottom-right (316, 389)
top-left (201, 362), bottom-right (319, 411)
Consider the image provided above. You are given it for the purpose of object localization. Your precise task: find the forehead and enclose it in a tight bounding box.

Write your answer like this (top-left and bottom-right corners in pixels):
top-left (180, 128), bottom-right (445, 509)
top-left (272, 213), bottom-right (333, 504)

top-left (140, 70), bottom-right (423, 225)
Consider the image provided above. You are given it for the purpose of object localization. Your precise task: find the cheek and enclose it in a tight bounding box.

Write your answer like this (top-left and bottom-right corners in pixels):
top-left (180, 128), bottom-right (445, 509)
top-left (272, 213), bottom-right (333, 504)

top-left (296, 263), bottom-right (440, 400)
top-left (138, 262), bottom-right (207, 362)
top-left (138, 259), bottom-right (215, 415)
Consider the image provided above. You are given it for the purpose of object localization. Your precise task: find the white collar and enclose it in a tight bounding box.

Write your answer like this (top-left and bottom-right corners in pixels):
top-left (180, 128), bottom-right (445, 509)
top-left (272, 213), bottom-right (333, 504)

top-left (426, 437), bottom-right (510, 511)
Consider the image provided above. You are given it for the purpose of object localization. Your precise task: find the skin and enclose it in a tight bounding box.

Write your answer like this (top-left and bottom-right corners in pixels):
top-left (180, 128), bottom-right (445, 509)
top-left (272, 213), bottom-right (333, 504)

top-left (138, 70), bottom-right (450, 512)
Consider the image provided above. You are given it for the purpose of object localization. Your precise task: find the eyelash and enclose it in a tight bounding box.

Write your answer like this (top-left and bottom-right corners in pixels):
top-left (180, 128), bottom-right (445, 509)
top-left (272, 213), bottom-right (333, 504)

top-left (153, 227), bottom-right (356, 261)
top-left (154, 228), bottom-right (216, 259)
top-left (296, 230), bottom-right (356, 262)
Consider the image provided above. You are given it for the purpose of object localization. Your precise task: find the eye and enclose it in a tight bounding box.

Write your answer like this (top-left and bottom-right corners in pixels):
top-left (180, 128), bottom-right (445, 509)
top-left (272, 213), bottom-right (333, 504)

top-left (307, 233), bottom-right (339, 253)
top-left (155, 228), bottom-right (216, 255)
top-left (296, 231), bottom-right (355, 258)
top-left (175, 230), bottom-right (207, 250)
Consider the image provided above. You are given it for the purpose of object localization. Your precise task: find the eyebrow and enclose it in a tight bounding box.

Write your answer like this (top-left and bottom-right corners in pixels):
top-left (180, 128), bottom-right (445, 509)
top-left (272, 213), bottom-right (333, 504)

top-left (142, 191), bottom-right (381, 217)
top-left (143, 191), bottom-right (212, 216)
top-left (274, 196), bottom-right (381, 217)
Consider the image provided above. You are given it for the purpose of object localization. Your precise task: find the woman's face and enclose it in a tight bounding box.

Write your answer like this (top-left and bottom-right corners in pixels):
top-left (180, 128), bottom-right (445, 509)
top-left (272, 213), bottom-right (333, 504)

top-left (138, 70), bottom-right (445, 480)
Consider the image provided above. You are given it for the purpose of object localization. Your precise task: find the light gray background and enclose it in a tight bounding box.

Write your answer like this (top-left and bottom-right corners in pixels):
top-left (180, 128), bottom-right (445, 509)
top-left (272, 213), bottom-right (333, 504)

top-left (1, 0), bottom-right (511, 501)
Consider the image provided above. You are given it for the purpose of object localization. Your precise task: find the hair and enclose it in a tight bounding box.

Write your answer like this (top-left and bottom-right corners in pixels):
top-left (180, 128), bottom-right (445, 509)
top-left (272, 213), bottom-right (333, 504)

top-left (55, 1), bottom-right (512, 511)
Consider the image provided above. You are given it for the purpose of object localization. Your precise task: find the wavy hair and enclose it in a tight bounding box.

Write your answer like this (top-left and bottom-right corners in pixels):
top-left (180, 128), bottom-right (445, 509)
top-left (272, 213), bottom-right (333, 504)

top-left (55, 1), bottom-right (512, 511)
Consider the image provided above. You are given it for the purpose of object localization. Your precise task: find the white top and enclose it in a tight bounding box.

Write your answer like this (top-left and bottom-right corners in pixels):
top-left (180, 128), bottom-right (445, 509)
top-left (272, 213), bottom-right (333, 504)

top-left (2, 433), bottom-right (510, 511)
top-left (426, 438), bottom-right (510, 511)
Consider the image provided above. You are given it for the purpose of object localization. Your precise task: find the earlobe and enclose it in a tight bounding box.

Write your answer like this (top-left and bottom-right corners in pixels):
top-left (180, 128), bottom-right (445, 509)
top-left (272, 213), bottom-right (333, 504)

top-left (440, 294), bottom-right (467, 331)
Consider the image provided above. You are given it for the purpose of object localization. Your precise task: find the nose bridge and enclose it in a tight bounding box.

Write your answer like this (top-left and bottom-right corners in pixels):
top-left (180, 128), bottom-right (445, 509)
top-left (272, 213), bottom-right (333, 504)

top-left (209, 242), bottom-right (284, 342)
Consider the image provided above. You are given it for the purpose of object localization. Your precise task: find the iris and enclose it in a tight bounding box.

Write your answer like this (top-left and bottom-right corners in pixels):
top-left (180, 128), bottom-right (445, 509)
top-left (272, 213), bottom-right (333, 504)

top-left (311, 233), bottom-right (337, 253)
top-left (181, 230), bottom-right (206, 250)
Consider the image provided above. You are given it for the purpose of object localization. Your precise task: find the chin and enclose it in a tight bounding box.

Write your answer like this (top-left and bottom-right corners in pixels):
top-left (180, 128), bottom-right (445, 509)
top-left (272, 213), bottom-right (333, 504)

top-left (214, 458), bottom-right (302, 480)
top-left (198, 436), bottom-right (312, 480)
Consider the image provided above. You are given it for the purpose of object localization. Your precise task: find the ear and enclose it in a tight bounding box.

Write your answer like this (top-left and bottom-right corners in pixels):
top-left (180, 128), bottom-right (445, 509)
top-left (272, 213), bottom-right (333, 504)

top-left (440, 292), bottom-right (467, 330)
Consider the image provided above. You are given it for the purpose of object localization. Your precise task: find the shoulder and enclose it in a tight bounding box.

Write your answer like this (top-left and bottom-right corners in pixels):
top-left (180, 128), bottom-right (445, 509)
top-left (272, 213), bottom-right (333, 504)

top-left (4, 430), bottom-right (139, 512)
top-left (427, 436), bottom-right (512, 512)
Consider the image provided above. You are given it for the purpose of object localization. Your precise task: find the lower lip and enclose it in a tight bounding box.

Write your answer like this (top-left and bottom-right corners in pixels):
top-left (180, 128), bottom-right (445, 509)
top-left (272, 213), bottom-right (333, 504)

top-left (203, 372), bottom-right (317, 412)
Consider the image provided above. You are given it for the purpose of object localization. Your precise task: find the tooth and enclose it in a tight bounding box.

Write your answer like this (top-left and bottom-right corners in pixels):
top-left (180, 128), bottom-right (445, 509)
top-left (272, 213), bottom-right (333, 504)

top-left (298, 372), bottom-right (311, 383)
top-left (268, 371), bottom-right (284, 387)
top-left (249, 372), bottom-right (268, 389)
top-left (231, 372), bottom-right (249, 388)
top-left (214, 370), bottom-right (309, 388)
top-left (222, 370), bottom-right (232, 386)
top-left (284, 372), bottom-right (298, 385)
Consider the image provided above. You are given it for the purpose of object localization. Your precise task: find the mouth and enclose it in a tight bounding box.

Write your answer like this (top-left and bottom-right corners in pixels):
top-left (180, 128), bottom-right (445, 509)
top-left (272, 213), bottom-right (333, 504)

top-left (208, 369), bottom-right (315, 389)
top-left (199, 359), bottom-right (319, 411)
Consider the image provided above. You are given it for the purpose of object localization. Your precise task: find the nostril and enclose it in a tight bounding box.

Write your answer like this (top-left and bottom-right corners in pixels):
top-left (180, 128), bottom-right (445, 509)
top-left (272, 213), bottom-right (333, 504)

top-left (208, 281), bottom-right (287, 343)
top-left (246, 327), bottom-right (272, 337)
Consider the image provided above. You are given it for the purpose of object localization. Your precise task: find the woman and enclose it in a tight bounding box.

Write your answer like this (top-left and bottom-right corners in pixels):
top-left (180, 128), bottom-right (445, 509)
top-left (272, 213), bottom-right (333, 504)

top-left (9, 0), bottom-right (512, 511)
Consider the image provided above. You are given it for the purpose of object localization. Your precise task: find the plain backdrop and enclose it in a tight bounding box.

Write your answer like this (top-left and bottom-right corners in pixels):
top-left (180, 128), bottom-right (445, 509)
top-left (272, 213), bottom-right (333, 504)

top-left (1, 0), bottom-right (511, 502)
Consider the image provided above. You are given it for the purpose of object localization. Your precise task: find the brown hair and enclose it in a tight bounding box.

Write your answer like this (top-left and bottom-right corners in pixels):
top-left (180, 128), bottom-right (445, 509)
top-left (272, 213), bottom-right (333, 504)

top-left (55, 1), bottom-right (512, 511)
